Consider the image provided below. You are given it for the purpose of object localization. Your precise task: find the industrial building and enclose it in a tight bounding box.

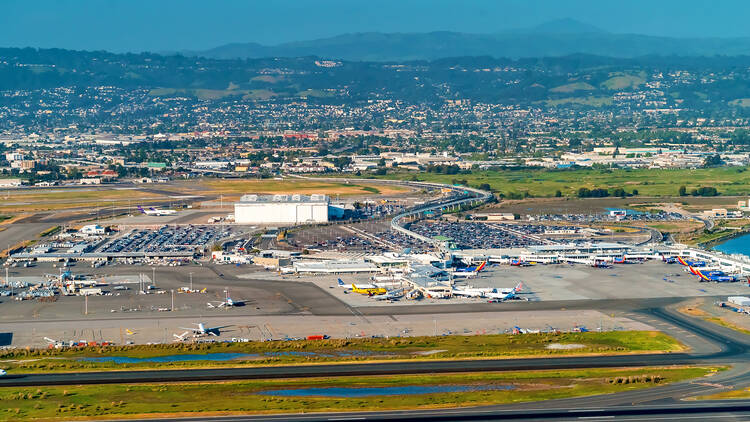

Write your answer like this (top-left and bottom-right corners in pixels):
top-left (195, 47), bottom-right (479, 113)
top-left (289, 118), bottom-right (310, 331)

top-left (234, 194), bottom-right (333, 225)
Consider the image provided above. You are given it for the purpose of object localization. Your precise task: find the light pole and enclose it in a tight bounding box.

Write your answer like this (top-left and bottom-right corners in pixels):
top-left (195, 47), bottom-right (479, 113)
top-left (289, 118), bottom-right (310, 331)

top-left (171, 289), bottom-right (175, 312)
top-left (152, 267), bottom-right (156, 287)
top-left (189, 272), bottom-right (193, 291)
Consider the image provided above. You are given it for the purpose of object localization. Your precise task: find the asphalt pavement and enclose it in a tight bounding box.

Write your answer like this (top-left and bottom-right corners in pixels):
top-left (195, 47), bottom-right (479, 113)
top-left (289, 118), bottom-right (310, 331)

top-left (4, 304), bottom-right (750, 421)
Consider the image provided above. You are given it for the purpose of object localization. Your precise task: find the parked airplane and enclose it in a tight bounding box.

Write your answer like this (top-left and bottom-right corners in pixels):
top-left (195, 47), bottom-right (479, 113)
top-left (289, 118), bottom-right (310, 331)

top-left (591, 260), bottom-right (612, 269)
top-left (486, 282), bottom-right (524, 301)
top-left (177, 322), bottom-right (228, 337)
top-left (451, 287), bottom-right (490, 297)
top-left (498, 282), bottom-right (524, 295)
top-left (337, 278), bottom-right (378, 290)
top-left (173, 331), bottom-right (191, 341)
top-left (510, 326), bottom-right (540, 334)
top-left (510, 259), bottom-right (532, 267)
top-left (676, 257), bottom-right (707, 267)
top-left (694, 268), bottom-right (736, 282)
top-left (207, 292), bottom-right (245, 308)
top-left (137, 206), bottom-right (177, 216)
top-left (374, 288), bottom-right (405, 301)
top-left (351, 284), bottom-right (387, 296)
top-left (455, 261), bottom-right (486, 273)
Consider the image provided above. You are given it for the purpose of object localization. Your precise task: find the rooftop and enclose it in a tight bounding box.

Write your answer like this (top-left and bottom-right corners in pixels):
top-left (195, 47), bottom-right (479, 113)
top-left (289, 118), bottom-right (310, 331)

top-left (238, 194), bottom-right (330, 204)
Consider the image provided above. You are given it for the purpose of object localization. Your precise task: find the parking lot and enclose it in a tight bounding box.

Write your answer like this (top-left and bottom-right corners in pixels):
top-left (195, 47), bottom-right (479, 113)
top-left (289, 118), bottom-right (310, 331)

top-left (99, 225), bottom-right (235, 254)
top-left (409, 221), bottom-right (569, 249)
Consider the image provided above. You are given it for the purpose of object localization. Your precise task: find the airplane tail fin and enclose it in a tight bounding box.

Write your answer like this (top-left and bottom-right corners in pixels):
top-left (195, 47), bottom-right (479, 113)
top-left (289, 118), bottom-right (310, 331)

top-left (476, 261), bottom-right (486, 272)
top-left (337, 278), bottom-right (344, 286)
top-left (514, 282), bottom-right (523, 292)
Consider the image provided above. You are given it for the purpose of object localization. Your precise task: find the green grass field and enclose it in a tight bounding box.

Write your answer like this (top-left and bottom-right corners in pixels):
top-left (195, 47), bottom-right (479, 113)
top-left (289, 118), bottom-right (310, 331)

top-left (364, 167), bottom-right (750, 198)
top-left (550, 82), bottom-right (596, 93)
top-left (0, 366), bottom-right (720, 420)
top-left (602, 74), bottom-right (646, 90)
top-left (0, 331), bottom-right (683, 373)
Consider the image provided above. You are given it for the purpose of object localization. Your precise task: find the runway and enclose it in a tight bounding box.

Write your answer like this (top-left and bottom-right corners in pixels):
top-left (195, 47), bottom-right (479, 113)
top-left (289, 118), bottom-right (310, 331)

top-left (0, 307), bottom-right (745, 389)
top-left (4, 305), bottom-right (750, 421)
top-left (0, 352), bottom-right (699, 387)
top-left (124, 402), bottom-right (750, 421)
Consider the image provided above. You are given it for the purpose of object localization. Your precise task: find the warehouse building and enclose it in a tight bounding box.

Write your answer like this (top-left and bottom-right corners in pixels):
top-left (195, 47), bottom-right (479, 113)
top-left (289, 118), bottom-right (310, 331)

top-left (234, 194), bottom-right (332, 225)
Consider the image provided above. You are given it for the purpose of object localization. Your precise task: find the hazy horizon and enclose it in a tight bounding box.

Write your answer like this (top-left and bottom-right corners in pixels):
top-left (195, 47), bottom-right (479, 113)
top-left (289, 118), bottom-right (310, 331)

top-left (2, 0), bottom-right (750, 53)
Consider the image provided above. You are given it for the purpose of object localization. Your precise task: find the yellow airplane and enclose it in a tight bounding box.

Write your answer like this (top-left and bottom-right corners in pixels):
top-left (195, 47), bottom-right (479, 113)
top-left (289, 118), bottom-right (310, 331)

top-left (125, 329), bottom-right (136, 336)
top-left (351, 284), bottom-right (387, 295)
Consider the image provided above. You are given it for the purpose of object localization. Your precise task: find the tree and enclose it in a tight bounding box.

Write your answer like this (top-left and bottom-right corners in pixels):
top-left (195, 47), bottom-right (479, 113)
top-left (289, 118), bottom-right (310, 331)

top-left (692, 186), bottom-right (719, 197)
top-left (678, 186), bottom-right (687, 196)
top-left (631, 189), bottom-right (639, 196)
top-left (554, 190), bottom-right (562, 197)
top-left (703, 154), bottom-right (723, 167)
top-left (611, 188), bottom-right (627, 198)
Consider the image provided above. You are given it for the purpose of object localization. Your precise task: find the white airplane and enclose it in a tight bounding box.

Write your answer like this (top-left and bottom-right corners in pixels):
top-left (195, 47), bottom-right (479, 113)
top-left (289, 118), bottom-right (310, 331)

top-left (451, 287), bottom-right (492, 298)
top-left (374, 288), bottom-right (405, 301)
top-left (486, 282), bottom-right (525, 301)
top-left (207, 291), bottom-right (245, 308)
top-left (177, 322), bottom-right (228, 337)
top-left (498, 282), bottom-right (524, 295)
top-left (173, 331), bottom-right (191, 341)
top-left (337, 278), bottom-right (377, 290)
top-left (137, 206), bottom-right (177, 216)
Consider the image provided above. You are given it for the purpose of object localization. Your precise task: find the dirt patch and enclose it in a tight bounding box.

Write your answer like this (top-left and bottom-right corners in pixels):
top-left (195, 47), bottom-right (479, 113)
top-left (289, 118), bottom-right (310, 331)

top-left (412, 349), bottom-right (448, 356)
top-left (546, 343), bottom-right (586, 350)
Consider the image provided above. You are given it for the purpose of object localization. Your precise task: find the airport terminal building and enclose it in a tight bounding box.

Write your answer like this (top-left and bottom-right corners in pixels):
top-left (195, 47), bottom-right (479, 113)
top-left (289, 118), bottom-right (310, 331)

top-left (234, 194), bottom-right (331, 225)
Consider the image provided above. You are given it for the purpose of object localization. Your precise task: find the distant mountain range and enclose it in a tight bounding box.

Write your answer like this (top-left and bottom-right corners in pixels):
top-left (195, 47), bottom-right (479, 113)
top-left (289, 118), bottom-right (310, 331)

top-left (182, 18), bottom-right (750, 61)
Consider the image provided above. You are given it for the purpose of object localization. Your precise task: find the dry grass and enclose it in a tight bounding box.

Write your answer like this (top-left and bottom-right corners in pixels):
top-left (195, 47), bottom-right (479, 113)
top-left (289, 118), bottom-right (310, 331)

top-left (198, 179), bottom-right (408, 197)
top-left (0, 190), bottom-right (161, 212)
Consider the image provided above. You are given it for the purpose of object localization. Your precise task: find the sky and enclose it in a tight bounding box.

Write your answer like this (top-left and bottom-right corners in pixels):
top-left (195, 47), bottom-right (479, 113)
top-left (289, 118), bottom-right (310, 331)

top-left (1, 0), bottom-right (749, 52)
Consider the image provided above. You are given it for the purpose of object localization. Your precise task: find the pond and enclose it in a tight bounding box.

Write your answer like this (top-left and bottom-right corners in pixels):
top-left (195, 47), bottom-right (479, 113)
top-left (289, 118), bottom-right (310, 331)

top-left (80, 352), bottom-right (257, 363)
top-left (79, 349), bottom-right (388, 363)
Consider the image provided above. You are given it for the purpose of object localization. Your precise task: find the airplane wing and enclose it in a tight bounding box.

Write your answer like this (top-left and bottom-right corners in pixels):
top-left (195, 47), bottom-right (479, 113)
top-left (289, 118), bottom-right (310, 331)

top-left (207, 325), bottom-right (232, 331)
